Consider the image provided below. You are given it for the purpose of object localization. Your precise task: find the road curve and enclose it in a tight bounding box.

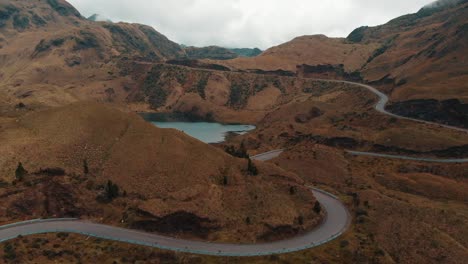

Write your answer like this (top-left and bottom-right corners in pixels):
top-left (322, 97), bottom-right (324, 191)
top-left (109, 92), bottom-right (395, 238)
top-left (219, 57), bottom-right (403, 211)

top-left (347, 151), bottom-right (468, 163)
top-left (251, 149), bottom-right (284, 161)
top-left (320, 79), bottom-right (468, 134)
top-left (0, 154), bottom-right (350, 257)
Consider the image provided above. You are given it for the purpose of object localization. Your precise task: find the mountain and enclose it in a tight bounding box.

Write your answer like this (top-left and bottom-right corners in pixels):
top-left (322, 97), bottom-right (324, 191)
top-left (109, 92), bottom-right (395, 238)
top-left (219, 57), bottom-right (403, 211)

top-left (217, 34), bottom-right (377, 72)
top-left (213, 1), bottom-right (468, 127)
top-left (184, 45), bottom-right (238, 60)
top-left (0, 102), bottom-right (321, 242)
top-left (182, 46), bottom-right (262, 60)
top-left (0, 0), bottom-right (186, 114)
top-left (229, 47), bottom-right (262, 57)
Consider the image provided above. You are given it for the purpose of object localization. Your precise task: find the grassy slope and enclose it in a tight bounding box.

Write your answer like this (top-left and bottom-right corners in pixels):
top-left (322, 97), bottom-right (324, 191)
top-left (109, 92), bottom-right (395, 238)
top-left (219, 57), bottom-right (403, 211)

top-left (0, 102), bottom-right (322, 243)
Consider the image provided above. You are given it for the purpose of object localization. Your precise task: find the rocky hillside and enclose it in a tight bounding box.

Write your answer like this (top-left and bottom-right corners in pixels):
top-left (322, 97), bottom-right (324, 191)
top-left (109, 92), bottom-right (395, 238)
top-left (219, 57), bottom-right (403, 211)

top-left (184, 46), bottom-right (262, 60)
top-left (184, 46), bottom-right (238, 60)
top-left (0, 0), bottom-right (185, 114)
top-left (209, 1), bottom-right (468, 127)
top-left (0, 103), bottom-right (322, 242)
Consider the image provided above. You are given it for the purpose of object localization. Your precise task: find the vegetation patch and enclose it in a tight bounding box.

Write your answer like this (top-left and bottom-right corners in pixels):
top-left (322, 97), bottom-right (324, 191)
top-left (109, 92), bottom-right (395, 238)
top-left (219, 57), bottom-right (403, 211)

top-left (31, 13), bottom-right (47, 26)
top-left (347, 26), bottom-right (369, 43)
top-left (0, 4), bottom-right (18, 27)
top-left (367, 36), bottom-right (398, 63)
top-left (34, 167), bottom-right (66, 176)
top-left (34, 37), bottom-right (67, 55)
top-left (46, 0), bottom-right (80, 17)
top-left (142, 65), bottom-right (169, 109)
top-left (129, 210), bottom-right (218, 239)
top-left (104, 24), bottom-right (149, 55)
top-left (73, 31), bottom-right (100, 51)
top-left (194, 72), bottom-right (210, 99)
top-left (12, 14), bottom-right (29, 30)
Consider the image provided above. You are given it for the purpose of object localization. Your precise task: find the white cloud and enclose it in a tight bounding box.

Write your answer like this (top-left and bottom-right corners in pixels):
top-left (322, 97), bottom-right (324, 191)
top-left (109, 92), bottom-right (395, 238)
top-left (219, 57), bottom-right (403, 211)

top-left (67, 0), bottom-right (435, 49)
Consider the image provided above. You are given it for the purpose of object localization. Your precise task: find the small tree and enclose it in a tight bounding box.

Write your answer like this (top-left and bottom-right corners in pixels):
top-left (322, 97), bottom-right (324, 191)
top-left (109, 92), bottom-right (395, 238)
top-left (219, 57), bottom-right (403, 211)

top-left (83, 159), bottom-right (89, 175)
top-left (105, 180), bottom-right (119, 200)
top-left (247, 158), bottom-right (258, 176)
top-left (298, 215), bottom-right (304, 225)
top-left (15, 162), bottom-right (27, 181)
top-left (289, 186), bottom-right (297, 195)
top-left (313, 201), bottom-right (322, 214)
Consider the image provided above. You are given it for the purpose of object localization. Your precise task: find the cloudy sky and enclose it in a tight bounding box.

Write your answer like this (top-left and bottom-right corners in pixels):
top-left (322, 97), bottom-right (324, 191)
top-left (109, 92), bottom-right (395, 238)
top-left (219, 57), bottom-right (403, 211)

top-left (67, 0), bottom-right (436, 49)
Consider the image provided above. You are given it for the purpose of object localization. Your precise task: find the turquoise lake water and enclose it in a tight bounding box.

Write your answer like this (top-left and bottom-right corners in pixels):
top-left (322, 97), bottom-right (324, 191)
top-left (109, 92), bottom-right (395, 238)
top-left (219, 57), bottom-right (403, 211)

top-left (151, 122), bottom-right (255, 143)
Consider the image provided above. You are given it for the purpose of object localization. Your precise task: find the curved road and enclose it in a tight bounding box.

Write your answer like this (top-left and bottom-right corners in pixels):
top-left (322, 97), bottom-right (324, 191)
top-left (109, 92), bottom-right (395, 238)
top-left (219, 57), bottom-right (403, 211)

top-left (0, 152), bottom-right (350, 257)
top-left (347, 151), bottom-right (468, 163)
top-left (0, 80), bottom-right (465, 255)
top-left (324, 80), bottom-right (468, 134)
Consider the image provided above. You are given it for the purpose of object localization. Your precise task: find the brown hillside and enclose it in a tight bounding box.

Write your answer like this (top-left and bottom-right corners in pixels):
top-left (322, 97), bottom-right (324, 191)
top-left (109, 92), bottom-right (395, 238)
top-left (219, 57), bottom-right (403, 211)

top-left (214, 2), bottom-right (468, 105)
top-left (0, 0), bottom-right (184, 112)
top-left (214, 35), bottom-right (377, 72)
top-left (0, 103), bottom-right (321, 242)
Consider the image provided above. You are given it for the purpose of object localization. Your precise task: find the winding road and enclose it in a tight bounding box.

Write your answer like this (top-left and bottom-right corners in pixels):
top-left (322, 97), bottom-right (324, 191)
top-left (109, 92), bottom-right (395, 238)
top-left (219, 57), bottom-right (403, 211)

top-left (0, 80), bottom-right (466, 256)
top-left (331, 80), bottom-right (468, 134)
top-left (0, 151), bottom-right (350, 257)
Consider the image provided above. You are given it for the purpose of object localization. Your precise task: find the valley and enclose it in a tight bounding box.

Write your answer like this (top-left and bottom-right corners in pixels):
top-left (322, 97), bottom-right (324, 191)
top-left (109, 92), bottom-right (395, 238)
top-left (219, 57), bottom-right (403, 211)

top-left (0, 0), bottom-right (467, 263)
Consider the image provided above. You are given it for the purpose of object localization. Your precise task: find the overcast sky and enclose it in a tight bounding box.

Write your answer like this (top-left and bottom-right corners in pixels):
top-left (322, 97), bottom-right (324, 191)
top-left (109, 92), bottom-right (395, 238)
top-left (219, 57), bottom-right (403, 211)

top-left (67, 0), bottom-right (435, 49)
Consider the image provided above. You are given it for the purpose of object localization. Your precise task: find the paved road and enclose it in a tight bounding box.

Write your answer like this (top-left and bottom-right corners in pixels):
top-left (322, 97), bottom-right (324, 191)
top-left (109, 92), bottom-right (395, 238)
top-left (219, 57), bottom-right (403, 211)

top-left (0, 79), bottom-right (464, 256)
top-left (250, 80), bottom-right (468, 164)
top-left (0, 153), bottom-right (350, 257)
top-left (347, 151), bottom-right (468, 163)
top-left (251, 149), bottom-right (284, 161)
top-left (322, 79), bottom-right (468, 134)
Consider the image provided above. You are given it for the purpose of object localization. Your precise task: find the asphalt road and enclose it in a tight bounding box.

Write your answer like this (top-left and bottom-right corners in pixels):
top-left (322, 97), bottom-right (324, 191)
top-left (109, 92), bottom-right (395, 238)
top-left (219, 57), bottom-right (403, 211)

top-left (0, 153), bottom-right (350, 257)
top-left (347, 151), bottom-right (468, 163)
top-left (0, 80), bottom-right (464, 256)
top-left (325, 80), bottom-right (468, 134)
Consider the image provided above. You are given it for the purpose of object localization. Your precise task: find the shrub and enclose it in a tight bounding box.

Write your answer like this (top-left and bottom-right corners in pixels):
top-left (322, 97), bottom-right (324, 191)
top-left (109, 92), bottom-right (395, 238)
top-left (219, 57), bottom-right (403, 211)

top-left (298, 215), bottom-right (304, 225)
top-left (15, 162), bottom-right (27, 181)
top-left (340, 240), bottom-right (350, 248)
top-left (3, 242), bottom-right (16, 260)
top-left (36, 167), bottom-right (65, 176)
top-left (83, 159), bottom-right (89, 174)
top-left (247, 158), bottom-right (258, 176)
top-left (313, 201), bottom-right (322, 214)
top-left (356, 209), bottom-right (368, 217)
top-left (224, 143), bottom-right (249, 159)
top-left (105, 180), bottom-right (119, 200)
top-left (289, 186), bottom-right (297, 195)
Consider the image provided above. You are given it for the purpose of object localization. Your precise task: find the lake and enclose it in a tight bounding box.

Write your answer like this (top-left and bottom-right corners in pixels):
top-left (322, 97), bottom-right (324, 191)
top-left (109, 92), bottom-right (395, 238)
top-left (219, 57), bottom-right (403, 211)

top-left (150, 122), bottom-right (256, 143)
